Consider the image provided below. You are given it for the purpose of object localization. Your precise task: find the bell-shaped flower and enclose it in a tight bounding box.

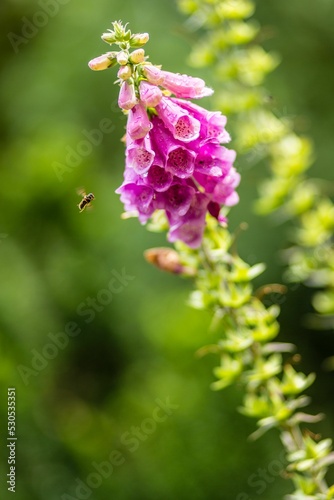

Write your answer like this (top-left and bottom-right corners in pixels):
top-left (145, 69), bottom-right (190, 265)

top-left (139, 80), bottom-right (163, 107)
top-left (160, 70), bottom-right (213, 99)
top-left (150, 117), bottom-right (196, 178)
top-left (156, 97), bottom-right (200, 143)
top-left (163, 183), bottom-right (196, 217)
top-left (126, 134), bottom-right (155, 175)
top-left (146, 164), bottom-right (173, 192)
top-left (168, 193), bottom-right (209, 248)
top-left (173, 99), bottom-right (231, 144)
top-left (116, 183), bottom-right (154, 223)
top-left (195, 142), bottom-right (236, 177)
top-left (126, 102), bottom-right (152, 140)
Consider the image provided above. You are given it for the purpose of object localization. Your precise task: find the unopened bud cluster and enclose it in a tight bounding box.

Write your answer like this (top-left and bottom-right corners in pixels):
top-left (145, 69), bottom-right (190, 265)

top-left (88, 21), bottom-right (149, 72)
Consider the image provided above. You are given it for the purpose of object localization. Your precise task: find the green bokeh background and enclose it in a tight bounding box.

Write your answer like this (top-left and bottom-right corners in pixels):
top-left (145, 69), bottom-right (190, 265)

top-left (1, 1), bottom-right (334, 499)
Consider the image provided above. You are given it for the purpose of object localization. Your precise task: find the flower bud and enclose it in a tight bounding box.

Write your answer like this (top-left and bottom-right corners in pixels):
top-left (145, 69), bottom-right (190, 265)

top-left (101, 31), bottom-right (117, 44)
top-left (141, 64), bottom-right (164, 85)
top-left (144, 248), bottom-right (196, 276)
top-left (139, 80), bottom-right (162, 107)
top-left (118, 65), bottom-right (132, 80)
top-left (118, 81), bottom-right (138, 110)
top-left (129, 49), bottom-right (145, 64)
top-left (130, 32), bottom-right (150, 48)
top-left (127, 102), bottom-right (152, 140)
top-left (88, 52), bottom-right (118, 71)
top-left (117, 51), bottom-right (128, 66)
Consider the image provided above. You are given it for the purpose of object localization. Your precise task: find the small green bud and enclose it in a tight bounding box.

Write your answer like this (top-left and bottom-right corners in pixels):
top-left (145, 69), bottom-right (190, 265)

top-left (130, 32), bottom-right (150, 48)
top-left (129, 49), bottom-right (145, 64)
top-left (123, 29), bottom-right (132, 42)
top-left (101, 31), bottom-right (117, 44)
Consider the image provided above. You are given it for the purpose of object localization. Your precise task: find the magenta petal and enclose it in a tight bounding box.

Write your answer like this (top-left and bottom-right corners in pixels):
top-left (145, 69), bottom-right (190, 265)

top-left (126, 135), bottom-right (155, 175)
top-left (150, 116), bottom-right (195, 177)
top-left (173, 99), bottom-right (230, 143)
top-left (195, 142), bottom-right (234, 176)
top-left (164, 183), bottom-right (195, 216)
top-left (168, 193), bottom-right (208, 248)
top-left (156, 97), bottom-right (200, 143)
top-left (168, 220), bottom-right (205, 248)
top-left (117, 183), bottom-right (153, 210)
top-left (146, 164), bottom-right (173, 192)
top-left (212, 168), bottom-right (241, 205)
top-left (224, 191), bottom-right (240, 207)
top-left (150, 116), bottom-right (176, 161)
top-left (193, 172), bottom-right (216, 194)
top-left (117, 183), bottom-right (154, 222)
top-left (127, 103), bottom-right (152, 140)
top-left (122, 166), bottom-right (141, 183)
top-left (166, 146), bottom-right (196, 179)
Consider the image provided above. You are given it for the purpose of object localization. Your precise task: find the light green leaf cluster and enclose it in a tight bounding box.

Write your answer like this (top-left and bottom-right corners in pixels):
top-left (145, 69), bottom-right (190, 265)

top-left (173, 216), bottom-right (334, 497)
top-left (174, 0), bottom-right (334, 497)
top-left (177, 0), bottom-right (334, 326)
top-left (172, 215), bottom-right (334, 495)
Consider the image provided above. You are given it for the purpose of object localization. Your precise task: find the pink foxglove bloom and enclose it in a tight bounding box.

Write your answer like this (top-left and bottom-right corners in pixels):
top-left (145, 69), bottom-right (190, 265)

top-left (146, 164), bottom-right (173, 192)
top-left (160, 70), bottom-right (214, 99)
top-left (126, 135), bottom-right (155, 175)
top-left (173, 99), bottom-right (231, 143)
top-left (150, 116), bottom-right (196, 179)
top-left (142, 65), bottom-right (213, 99)
top-left (155, 97), bottom-right (200, 143)
top-left (89, 28), bottom-right (239, 248)
top-left (117, 87), bottom-right (239, 247)
top-left (168, 192), bottom-right (209, 248)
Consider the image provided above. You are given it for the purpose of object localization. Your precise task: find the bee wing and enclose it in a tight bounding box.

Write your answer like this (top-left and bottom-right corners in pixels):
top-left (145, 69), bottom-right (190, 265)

top-left (76, 187), bottom-right (86, 197)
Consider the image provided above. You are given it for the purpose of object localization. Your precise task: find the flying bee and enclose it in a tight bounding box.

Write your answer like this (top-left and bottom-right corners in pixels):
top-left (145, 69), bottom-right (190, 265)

top-left (77, 190), bottom-right (95, 212)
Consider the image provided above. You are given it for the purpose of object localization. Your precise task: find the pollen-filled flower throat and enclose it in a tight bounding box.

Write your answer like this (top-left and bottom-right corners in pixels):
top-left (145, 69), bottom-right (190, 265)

top-left (88, 21), bottom-right (240, 248)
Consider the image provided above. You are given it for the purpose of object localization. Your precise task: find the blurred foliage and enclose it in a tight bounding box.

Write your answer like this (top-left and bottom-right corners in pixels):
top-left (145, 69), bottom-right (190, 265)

top-left (1, 0), bottom-right (334, 499)
top-left (178, 0), bottom-right (334, 330)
